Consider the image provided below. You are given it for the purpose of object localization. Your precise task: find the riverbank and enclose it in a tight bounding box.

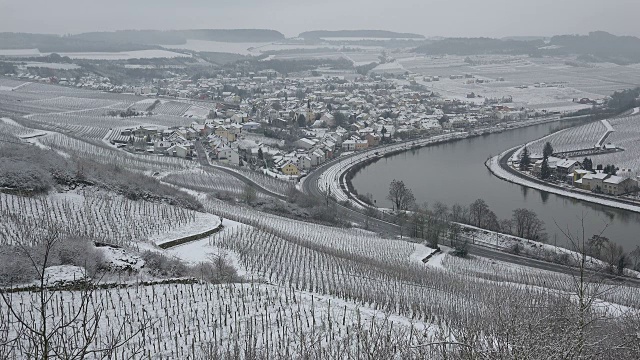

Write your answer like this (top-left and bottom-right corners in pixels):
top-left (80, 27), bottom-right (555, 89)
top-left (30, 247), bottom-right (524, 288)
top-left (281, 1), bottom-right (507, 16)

top-left (486, 147), bottom-right (640, 214)
top-left (317, 114), bottom-right (590, 210)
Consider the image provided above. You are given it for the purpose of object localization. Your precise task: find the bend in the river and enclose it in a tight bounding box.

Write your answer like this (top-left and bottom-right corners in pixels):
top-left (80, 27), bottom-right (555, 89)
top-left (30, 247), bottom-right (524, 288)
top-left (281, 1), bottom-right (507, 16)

top-left (351, 119), bottom-right (640, 251)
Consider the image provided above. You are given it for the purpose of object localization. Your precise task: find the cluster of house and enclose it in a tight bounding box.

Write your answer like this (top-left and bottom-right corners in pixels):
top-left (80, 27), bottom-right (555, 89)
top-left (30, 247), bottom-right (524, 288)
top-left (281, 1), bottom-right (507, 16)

top-left (576, 170), bottom-right (638, 195)
top-left (117, 125), bottom-right (198, 158)
top-left (529, 156), bottom-right (638, 196)
top-left (108, 70), bottom-right (563, 178)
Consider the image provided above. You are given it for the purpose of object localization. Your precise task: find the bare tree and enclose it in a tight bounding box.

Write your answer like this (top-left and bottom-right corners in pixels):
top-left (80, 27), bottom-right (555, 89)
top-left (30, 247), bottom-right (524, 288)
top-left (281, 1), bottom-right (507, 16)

top-left (602, 241), bottom-right (625, 274)
top-left (364, 206), bottom-right (378, 230)
top-left (469, 199), bottom-right (489, 228)
top-left (629, 246), bottom-right (640, 271)
top-left (450, 203), bottom-right (466, 223)
top-left (587, 235), bottom-right (609, 259)
top-left (386, 179), bottom-right (415, 211)
top-left (512, 208), bottom-right (546, 241)
top-left (0, 226), bottom-right (150, 359)
top-left (241, 184), bottom-right (257, 205)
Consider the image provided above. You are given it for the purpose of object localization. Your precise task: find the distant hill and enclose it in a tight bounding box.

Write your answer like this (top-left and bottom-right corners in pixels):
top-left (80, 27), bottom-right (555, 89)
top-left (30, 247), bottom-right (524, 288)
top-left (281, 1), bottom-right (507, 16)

top-left (415, 31), bottom-right (640, 64)
top-left (501, 36), bottom-right (547, 41)
top-left (549, 31), bottom-right (640, 64)
top-left (178, 29), bottom-right (285, 43)
top-left (414, 37), bottom-right (543, 56)
top-left (70, 30), bottom-right (186, 45)
top-left (72, 29), bottom-right (285, 45)
top-left (0, 29), bottom-right (286, 54)
top-left (0, 32), bottom-right (159, 53)
top-left (299, 30), bottom-right (425, 40)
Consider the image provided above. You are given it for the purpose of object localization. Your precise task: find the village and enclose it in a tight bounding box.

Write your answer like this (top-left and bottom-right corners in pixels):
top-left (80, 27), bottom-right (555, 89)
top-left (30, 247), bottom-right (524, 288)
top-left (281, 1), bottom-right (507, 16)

top-left (100, 68), bottom-right (594, 179)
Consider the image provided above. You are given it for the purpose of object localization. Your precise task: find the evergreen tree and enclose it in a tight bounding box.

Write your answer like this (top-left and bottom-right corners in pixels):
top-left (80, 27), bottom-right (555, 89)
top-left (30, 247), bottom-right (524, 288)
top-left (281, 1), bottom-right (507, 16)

top-left (540, 157), bottom-right (551, 179)
top-left (297, 114), bottom-right (307, 128)
top-left (582, 157), bottom-right (593, 172)
top-left (520, 147), bottom-right (531, 171)
top-left (543, 141), bottom-right (554, 159)
top-left (604, 164), bottom-right (618, 175)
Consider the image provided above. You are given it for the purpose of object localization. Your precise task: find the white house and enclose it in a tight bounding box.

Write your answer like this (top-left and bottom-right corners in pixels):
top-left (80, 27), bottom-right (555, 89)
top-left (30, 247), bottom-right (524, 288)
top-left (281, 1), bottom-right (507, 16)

top-left (295, 138), bottom-right (317, 150)
top-left (166, 144), bottom-right (191, 158)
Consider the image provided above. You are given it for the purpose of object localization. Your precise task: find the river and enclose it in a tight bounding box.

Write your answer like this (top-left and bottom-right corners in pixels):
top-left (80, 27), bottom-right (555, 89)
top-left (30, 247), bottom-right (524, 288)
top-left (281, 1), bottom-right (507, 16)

top-left (352, 121), bottom-right (640, 251)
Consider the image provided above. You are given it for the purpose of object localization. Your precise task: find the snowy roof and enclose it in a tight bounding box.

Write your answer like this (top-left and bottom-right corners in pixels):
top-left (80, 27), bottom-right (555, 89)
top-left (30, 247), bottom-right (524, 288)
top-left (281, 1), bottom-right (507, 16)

top-left (604, 176), bottom-right (626, 185)
top-left (583, 172), bottom-right (609, 180)
top-left (556, 159), bottom-right (579, 169)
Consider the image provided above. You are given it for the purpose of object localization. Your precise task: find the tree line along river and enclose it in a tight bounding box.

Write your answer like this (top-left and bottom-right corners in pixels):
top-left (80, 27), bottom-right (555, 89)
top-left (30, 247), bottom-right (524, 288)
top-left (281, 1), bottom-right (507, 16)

top-left (352, 119), bottom-right (640, 251)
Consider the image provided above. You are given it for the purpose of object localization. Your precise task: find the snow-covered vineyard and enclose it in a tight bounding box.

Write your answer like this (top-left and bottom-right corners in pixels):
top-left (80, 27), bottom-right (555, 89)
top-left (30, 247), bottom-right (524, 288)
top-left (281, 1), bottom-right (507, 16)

top-left (524, 112), bottom-right (640, 171)
top-left (1, 76), bottom-right (640, 359)
top-left (0, 191), bottom-right (220, 248)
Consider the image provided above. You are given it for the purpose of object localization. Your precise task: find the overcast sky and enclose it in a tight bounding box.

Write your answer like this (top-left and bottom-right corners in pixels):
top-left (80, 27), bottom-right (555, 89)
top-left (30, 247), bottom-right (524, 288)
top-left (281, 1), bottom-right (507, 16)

top-left (1, 0), bottom-right (639, 38)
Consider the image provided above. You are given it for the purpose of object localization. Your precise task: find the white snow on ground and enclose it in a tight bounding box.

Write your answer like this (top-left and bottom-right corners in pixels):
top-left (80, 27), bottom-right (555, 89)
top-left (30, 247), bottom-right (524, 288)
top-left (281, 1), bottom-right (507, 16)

top-left (632, 107), bottom-right (640, 115)
top-left (22, 62), bottom-right (80, 70)
top-left (152, 212), bottom-right (222, 246)
top-left (56, 50), bottom-right (191, 60)
top-left (372, 61), bottom-right (405, 72)
top-left (0, 117), bottom-right (24, 127)
top-left (42, 265), bottom-right (88, 286)
top-left (164, 40), bottom-right (272, 55)
top-left (182, 105), bottom-right (209, 119)
top-left (440, 252), bottom-right (640, 319)
top-left (297, 290), bottom-right (437, 334)
top-left (261, 167), bottom-right (298, 180)
top-left (4, 282), bottom-right (439, 358)
top-left (98, 246), bottom-right (145, 271)
top-left (487, 149), bottom-right (640, 214)
top-left (462, 221), bottom-right (640, 278)
top-left (601, 119), bottom-right (614, 132)
top-left (0, 48), bottom-right (41, 56)
top-left (166, 219), bottom-right (247, 277)
top-left (423, 246), bottom-right (451, 270)
top-left (409, 244), bottom-right (439, 263)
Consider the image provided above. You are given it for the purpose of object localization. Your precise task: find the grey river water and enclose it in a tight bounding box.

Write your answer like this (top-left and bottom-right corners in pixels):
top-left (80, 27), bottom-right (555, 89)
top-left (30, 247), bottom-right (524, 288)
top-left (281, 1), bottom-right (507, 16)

top-left (352, 121), bottom-right (640, 251)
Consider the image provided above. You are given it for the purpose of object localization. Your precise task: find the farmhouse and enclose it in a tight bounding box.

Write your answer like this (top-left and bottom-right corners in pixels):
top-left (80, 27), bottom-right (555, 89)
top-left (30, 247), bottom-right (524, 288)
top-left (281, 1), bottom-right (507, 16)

top-left (579, 172), bottom-right (610, 192)
top-left (166, 144), bottom-right (191, 159)
top-left (602, 176), bottom-right (638, 196)
top-left (280, 162), bottom-right (300, 176)
top-left (556, 159), bottom-right (581, 177)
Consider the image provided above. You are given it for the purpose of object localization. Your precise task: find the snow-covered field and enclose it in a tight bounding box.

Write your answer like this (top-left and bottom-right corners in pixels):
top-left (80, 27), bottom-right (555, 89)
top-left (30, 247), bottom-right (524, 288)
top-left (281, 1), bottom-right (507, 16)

top-left (395, 54), bottom-right (640, 111)
top-left (526, 119), bottom-right (607, 155)
top-left (1, 281), bottom-right (437, 359)
top-left (0, 191), bottom-right (214, 248)
top-left (57, 50), bottom-right (191, 60)
top-left (0, 49), bottom-right (189, 60)
top-left (20, 62), bottom-right (81, 70)
top-left (164, 40), bottom-right (382, 56)
top-left (164, 40), bottom-right (272, 55)
top-left (2, 54), bottom-right (640, 358)
top-left (588, 114), bottom-right (640, 171)
top-left (524, 112), bottom-right (640, 172)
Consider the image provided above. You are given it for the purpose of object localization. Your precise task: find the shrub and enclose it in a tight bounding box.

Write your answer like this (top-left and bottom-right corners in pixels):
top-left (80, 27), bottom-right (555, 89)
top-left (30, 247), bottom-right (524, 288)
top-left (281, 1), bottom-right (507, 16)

top-left (140, 251), bottom-right (189, 278)
top-left (0, 236), bottom-right (104, 285)
top-left (52, 236), bottom-right (104, 276)
top-left (0, 247), bottom-right (37, 285)
top-left (189, 254), bottom-right (240, 284)
top-left (0, 159), bottom-right (53, 193)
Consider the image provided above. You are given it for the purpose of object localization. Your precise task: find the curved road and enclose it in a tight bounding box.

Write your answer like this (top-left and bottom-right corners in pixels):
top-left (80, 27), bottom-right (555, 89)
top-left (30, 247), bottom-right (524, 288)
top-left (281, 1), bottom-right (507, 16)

top-left (195, 138), bottom-right (640, 286)
top-left (195, 140), bottom-right (287, 201)
top-left (300, 139), bottom-right (640, 287)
